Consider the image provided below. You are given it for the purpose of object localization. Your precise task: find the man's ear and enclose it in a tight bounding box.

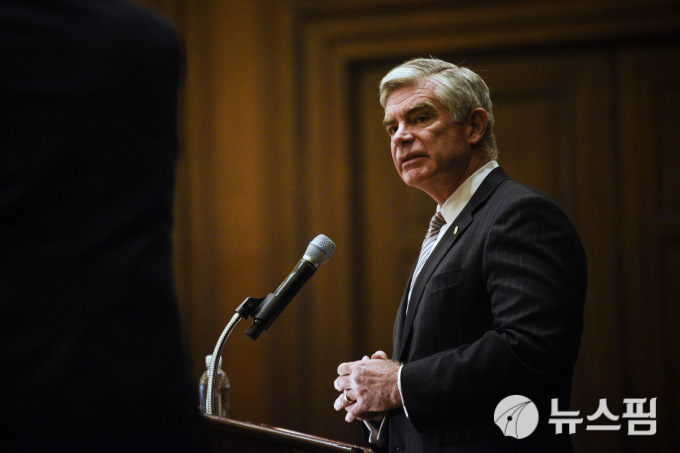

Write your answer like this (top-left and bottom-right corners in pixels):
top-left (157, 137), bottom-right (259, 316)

top-left (468, 108), bottom-right (488, 146)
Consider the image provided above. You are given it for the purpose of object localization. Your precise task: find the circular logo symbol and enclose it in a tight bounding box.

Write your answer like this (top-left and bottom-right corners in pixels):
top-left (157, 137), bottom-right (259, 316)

top-left (494, 395), bottom-right (539, 439)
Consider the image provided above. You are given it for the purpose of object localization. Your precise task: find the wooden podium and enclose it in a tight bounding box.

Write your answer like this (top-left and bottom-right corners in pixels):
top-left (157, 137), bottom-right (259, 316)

top-left (204, 415), bottom-right (371, 453)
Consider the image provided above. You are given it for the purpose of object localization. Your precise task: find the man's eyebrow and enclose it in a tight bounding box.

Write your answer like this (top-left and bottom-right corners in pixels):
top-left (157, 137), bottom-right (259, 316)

top-left (406, 101), bottom-right (436, 115)
top-left (382, 101), bottom-right (436, 128)
top-left (382, 116), bottom-right (395, 129)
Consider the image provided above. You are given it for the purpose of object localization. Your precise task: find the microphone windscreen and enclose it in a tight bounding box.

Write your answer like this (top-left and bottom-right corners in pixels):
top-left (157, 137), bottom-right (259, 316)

top-left (304, 234), bottom-right (335, 268)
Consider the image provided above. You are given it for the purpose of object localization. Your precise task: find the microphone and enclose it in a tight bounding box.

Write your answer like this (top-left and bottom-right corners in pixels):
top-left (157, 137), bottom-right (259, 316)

top-left (245, 234), bottom-right (335, 340)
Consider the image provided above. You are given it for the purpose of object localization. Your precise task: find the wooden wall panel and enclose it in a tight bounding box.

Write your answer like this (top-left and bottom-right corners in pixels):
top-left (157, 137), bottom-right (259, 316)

top-left (619, 43), bottom-right (680, 453)
top-left (134, 0), bottom-right (293, 427)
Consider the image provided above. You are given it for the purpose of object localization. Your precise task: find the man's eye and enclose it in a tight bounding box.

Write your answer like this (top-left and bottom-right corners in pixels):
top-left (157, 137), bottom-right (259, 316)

top-left (387, 126), bottom-right (397, 135)
top-left (415, 115), bottom-right (429, 123)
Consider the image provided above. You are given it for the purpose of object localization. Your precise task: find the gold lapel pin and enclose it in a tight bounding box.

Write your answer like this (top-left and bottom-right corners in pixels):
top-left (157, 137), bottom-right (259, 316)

top-left (453, 226), bottom-right (459, 235)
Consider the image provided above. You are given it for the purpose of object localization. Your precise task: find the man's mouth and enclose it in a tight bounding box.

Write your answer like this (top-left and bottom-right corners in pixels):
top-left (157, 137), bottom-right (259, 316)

top-left (401, 154), bottom-right (427, 167)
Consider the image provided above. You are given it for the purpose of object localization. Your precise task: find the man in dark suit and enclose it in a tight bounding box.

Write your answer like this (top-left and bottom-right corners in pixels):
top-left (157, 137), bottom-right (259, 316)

top-left (334, 57), bottom-right (586, 452)
top-left (0, 1), bottom-right (212, 451)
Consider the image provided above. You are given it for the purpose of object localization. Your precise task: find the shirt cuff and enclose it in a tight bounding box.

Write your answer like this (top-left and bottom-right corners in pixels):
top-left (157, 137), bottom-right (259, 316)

top-left (363, 416), bottom-right (387, 446)
top-left (398, 364), bottom-right (410, 418)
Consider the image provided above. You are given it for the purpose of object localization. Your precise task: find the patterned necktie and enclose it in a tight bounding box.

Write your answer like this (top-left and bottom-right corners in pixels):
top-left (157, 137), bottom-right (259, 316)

top-left (412, 211), bottom-right (446, 284)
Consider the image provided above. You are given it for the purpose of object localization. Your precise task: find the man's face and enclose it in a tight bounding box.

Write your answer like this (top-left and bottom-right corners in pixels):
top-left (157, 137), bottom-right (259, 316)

top-left (383, 81), bottom-right (472, 203)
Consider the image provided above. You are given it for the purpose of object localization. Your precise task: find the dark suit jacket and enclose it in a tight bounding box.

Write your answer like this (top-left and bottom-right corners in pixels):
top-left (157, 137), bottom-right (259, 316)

top-left (0, 1), bottom-right (211, 451)
top-left (374, 167), bottom-right (586, 452)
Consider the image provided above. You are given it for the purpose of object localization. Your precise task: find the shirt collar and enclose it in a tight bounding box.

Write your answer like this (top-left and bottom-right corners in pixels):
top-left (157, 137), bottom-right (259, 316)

top-left (438, 160), bottom-right (499, 224)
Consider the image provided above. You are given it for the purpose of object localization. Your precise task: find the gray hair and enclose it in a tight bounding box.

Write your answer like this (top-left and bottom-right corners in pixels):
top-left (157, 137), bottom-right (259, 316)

top-left (379, 57), bottom-right (497, 159)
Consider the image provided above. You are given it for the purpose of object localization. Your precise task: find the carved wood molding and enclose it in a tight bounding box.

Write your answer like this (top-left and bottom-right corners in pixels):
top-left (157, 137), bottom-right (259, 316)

top-left (291, 0), bottom-right (680, 60)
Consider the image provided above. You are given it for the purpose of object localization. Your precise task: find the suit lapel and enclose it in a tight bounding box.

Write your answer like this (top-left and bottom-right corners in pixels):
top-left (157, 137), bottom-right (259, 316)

top-left (395, 167), bottom-right (510, 361)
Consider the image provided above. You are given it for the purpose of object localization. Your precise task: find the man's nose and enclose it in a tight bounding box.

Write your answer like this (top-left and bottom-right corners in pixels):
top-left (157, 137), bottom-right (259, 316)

top-left (392, 124), bottom-right (414, 145)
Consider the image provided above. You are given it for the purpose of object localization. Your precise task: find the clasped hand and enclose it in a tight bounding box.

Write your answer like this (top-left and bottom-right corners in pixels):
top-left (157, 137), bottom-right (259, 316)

top-left (333, 350), bottom-right (402, 423)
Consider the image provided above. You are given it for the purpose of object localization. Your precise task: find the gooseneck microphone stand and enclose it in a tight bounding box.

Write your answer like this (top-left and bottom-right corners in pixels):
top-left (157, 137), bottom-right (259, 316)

top-left (205, 297), bottom-right (262, 416)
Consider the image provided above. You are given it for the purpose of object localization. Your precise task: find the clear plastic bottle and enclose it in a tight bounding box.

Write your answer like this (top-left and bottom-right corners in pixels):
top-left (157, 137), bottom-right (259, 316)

top-left (199, 354), bottom-right (231, 418)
